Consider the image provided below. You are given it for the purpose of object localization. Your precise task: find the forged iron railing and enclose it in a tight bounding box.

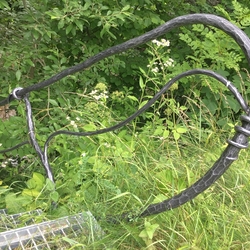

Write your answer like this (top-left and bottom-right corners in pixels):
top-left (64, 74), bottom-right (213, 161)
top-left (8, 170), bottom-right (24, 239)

top-left (1, 13), bottom-right (250, 229)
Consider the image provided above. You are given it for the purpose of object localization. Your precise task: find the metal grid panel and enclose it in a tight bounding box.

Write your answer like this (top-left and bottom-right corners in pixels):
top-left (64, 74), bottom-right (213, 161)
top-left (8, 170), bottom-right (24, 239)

top-left (0, 209), bottom-right (102, 249)
top-left (0, 209), bottom-right (43, 232)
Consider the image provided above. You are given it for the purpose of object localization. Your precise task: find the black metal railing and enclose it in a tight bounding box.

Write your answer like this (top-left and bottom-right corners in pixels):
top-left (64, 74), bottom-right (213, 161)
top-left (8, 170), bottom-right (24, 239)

top-left (1, 14), bottom-right (250, 222)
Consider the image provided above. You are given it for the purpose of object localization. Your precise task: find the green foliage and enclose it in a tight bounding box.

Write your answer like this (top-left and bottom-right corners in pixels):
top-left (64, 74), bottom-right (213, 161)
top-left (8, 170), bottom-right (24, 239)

top-left (0, 0), bottom-right (10, 9)
top-left (4, 172), bottom-right (58, 213)
top-left (1, 0), bottom-right (250, 249)
top-left (139, 219), bottom-right (160, 249)
top-left (165, 1), bottom-right (250, 128)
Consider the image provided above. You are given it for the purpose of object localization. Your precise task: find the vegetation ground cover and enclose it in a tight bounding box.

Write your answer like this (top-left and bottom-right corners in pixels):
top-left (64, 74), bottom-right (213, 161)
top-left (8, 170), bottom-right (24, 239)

top-left (1, 0), bottom-right (250, 249)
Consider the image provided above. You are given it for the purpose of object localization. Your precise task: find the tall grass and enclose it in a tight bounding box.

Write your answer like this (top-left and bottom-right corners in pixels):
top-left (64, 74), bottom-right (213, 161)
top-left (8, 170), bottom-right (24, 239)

top-left (1, 89), bottom-right (250, 249)
top-left (85, 132), bottom-right (250, 249)
top-left (81, 94), bottom-right (250, 249)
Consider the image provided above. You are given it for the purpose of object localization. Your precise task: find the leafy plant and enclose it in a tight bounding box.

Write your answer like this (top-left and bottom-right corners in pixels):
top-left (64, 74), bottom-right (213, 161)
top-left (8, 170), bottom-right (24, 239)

top-left (1, 0), bottom-right (250, 249)
top-left (139, 219), bottom-right (160, 249)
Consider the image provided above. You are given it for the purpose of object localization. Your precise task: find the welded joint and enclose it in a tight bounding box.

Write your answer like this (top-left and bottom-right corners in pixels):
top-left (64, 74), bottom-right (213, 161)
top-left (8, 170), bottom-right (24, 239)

top-left (227, 115), bottom-right (250, 149)
top-left (11, 87), bottom-right (24, 100)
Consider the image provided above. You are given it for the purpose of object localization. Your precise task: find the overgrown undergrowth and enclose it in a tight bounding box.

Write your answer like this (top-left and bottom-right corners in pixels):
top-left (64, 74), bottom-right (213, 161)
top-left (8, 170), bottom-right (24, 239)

top-left (1, 117), bottom-right (250, 249)
top-left (1, 0), bottom-right (250, 249)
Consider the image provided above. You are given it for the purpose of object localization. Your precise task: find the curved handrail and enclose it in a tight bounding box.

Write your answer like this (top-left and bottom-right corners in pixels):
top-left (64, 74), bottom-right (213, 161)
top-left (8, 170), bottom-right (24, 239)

top-left (1, 14), bottom-right (250, 222)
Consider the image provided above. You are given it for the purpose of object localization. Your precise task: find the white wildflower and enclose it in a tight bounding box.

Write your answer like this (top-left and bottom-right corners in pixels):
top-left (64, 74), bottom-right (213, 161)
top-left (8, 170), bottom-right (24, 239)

top-left (164, 58), bottom-right (174, 67)
top-left (160, 39), bottom-right (170, 47)
top-left (152, 39), bottom-right (161, 46)
top-left (89, 90), bottom-right (98, 95)
top-left (93, 95), bottom-right (100, 100)
top-left (152, 67), bottom-right (159, 73)
top-left (152, 39), bottom-right (170, 47)
top-left (93, 92), bottom-right (109, 100)
top-left (70, 120), bottom-right (77, 128)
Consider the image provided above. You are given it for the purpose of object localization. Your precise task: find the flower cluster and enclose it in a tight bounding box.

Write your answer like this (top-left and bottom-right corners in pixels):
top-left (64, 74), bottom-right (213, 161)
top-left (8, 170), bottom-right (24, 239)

top-left (78, 152), bottom-right (87, 165)
top-left (164, 58), bottom-right (174, 67)
top-left (66, 116), bottom-right (80, 129)
top-left (89, 89), bottom-right (109, 101)
top-left (152, 38), bottom-right (170, 47)
top-left (147, 39), bottom-right (174, 74)
top-left (89, 82), bottom-right (109, 101)
top-left (148, 58), bottom-right (174, 73)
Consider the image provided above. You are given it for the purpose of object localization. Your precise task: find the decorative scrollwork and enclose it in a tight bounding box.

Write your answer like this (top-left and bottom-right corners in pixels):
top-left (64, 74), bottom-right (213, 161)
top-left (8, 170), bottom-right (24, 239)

top-left (1, 14), bottom-right (250, 222)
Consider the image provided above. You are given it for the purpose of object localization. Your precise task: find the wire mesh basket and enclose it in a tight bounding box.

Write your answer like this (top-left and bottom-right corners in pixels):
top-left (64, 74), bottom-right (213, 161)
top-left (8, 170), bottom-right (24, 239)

top-left (0, 209), bottom-right (103, 249)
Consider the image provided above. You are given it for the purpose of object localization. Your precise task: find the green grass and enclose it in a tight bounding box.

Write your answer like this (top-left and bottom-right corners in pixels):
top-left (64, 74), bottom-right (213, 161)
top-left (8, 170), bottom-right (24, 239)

top-left (55, 130), bottom-right (250, 249)
top-left (1, 98), bottom-right (250, 249)
top-left (85, 140), bottom-right (250, 249)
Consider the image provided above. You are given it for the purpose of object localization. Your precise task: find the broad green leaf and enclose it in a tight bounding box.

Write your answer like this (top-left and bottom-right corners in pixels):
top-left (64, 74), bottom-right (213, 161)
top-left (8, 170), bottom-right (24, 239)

top-left (0, 0), bottom-right (10, 9)
top-left (139, 220), bottom-right (159, 240)
top-left (203, 99), bottom-right (217, 115)
top-left (139, 76), bottom-right (145, 89)
top-left (50, 191), bottom-right (59, 202)
top-left (48, 99), bottom-right (59, 106)
top-left (47, 55), bottom-right (58, 62)
top-left (151, 16), bottom-right (160, 24)
top-left (60, 57), bottom-right (67, 64)
top-left (82, 0), bottom-right (91, 11)
top-left (122, 5), bottom-right (130, 11)
top-left (22, 189), bottom-right (40, 197)
top-left (26, 172), bottom-right (45, 191)
top-left (139, 229), bottom-right (148, 239)
top-left (45, 8), bottom-right (62, 19)
top-left (83, 123), bottom-right (97, 131)
top-left (66, 24), bottom-right (73, 35)
top-left (5, 193), bottom-right (32, 213)
top-left (138, 100), bottom-right (148, 109)
top-left (153, 126), bottom-right (163, 136)
top-left (26, 178), bottom-right (37, 189)
top-left (32, 30), bottom-right (40, 40)
top-left (15, 70), bottom-right (21, 81)
top-left (145, 223), bottom-right (159, 240)
top-left (163, 129), bottom-right (170, 138)
top-left (58, 19), bottom-right (65, 29)
top-left (75, 19), bottom-right (83, 31)
top-left (173, 130), bottom-right (180, 141)
top-left (107, 10), bottom-right (112, 16)
top-left (127, 95), bottom-right (138, 102)
top-left (26, 59), bottom-right (35, 67)
top-left (33, 172), bottom-right (45, 186)
top-left (100, 23), bottom-right (110, 38)
top-left (46, 178), bottom-right (55, 191)
top-left (176, 126), bottom-right (187, 134)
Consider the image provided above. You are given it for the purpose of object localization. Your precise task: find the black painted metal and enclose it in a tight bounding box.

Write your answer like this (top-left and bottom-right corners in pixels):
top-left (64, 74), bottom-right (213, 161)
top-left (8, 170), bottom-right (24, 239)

top-left (1, 14), bottom-right (250, 222)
